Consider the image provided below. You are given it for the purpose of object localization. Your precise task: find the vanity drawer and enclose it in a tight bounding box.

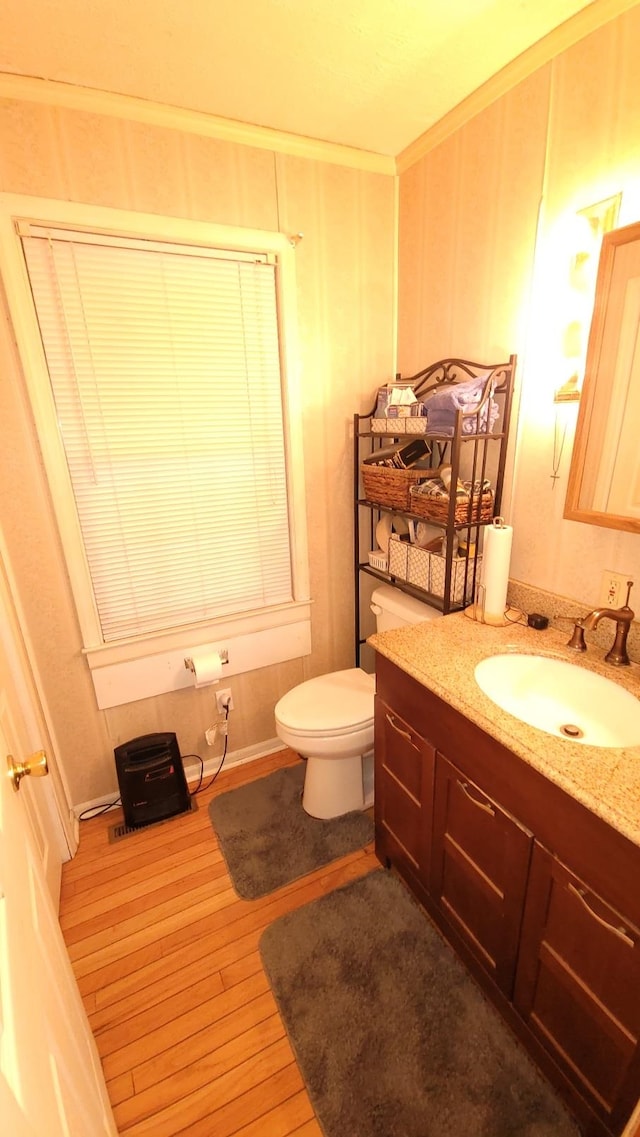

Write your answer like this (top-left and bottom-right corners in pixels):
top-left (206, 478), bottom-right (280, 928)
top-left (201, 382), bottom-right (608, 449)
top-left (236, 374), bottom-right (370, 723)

top-left (430, 754), bottom-right (533, 998)
top-left (374, 696), bottom-right (434, 888)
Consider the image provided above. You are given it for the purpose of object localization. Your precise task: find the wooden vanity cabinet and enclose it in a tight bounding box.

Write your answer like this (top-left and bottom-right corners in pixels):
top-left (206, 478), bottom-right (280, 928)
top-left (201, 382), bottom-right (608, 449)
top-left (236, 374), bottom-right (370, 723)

top-left (514, 843), bottom-right (640, 1132)
top-left (374, 652), bottom-right (640, 1137)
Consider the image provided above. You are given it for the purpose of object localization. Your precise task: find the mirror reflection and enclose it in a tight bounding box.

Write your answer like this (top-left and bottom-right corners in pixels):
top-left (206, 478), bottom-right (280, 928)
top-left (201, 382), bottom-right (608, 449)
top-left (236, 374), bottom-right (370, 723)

top-left (565, 219), bottom-right (640, 533)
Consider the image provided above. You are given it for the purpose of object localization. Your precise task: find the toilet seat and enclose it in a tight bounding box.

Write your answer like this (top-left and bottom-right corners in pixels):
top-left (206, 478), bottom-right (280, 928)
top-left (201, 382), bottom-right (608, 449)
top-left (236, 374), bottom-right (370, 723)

top-left (275, 668), bottom-right (375, 736)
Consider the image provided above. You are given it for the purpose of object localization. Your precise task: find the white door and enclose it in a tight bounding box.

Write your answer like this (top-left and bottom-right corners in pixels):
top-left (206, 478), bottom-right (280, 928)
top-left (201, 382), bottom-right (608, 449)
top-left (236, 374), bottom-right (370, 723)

top-left (0, 535), bottom-right (77, 907)
top-left (0, 558), bottom-right (117, 1135)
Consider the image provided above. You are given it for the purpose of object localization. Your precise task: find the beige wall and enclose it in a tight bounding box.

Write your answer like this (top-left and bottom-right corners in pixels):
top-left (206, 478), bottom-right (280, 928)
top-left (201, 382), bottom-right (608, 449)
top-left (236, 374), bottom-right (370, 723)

top-left (0, 102), bottom-right (395, 804)
top-left (398, 5), bottom-right (640, 610)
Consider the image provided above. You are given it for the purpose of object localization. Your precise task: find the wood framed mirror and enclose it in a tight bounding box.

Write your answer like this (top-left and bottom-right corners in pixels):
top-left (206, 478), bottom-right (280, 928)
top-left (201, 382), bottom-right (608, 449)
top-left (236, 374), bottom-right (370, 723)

top-left (565, 218), bottom-right (640, 533)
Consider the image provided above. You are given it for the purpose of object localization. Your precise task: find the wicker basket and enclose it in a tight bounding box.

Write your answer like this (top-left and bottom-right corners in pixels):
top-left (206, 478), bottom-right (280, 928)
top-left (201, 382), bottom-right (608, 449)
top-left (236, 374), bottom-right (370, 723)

top-left (430, 552), bottom-right (482, 603)
top-left (361, 463), bottom-right (427, 510)
top-left (388, 533), bottom-right (408, 579)
top-left (406, 543), bottom-right (430, 590)
top-left (371, 417), bottom-right (430, 435)
top-left (409, 484), bottom-right (494, 523)
top-left (389, 534), bottom-right (482, 604)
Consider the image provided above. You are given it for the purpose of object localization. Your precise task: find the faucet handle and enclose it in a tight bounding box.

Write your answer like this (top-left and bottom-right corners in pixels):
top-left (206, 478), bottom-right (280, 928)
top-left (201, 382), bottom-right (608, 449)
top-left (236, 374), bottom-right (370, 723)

top-left (566, 619), bottom-right (587, 652)
top-left (613, 580), bottom-right (635, 625)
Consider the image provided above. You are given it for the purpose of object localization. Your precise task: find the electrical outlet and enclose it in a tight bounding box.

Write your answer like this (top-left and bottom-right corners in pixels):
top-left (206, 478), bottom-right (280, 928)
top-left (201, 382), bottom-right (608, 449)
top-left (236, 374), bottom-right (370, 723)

top-left (216, 688), bottom-right (234, 713)
top-left (599, 571), bottom-right (634, 609)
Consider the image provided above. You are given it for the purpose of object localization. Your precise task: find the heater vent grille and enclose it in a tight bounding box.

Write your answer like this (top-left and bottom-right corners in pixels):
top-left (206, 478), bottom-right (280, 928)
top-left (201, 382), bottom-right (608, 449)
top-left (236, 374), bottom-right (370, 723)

top-left (108, 797), bottom-right (197, 843)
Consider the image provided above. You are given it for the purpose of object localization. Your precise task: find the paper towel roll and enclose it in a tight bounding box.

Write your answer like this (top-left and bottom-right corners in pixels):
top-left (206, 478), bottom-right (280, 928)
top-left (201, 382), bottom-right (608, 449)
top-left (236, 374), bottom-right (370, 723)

top-left (480, 519), bottom-right (513, 620)
top-left (186, 650), bottom-right (223, 688)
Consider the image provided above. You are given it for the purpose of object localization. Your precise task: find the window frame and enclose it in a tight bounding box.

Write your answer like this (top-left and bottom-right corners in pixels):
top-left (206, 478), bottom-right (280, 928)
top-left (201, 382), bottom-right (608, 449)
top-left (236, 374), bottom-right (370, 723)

top-left (0, 195), bottom-right (310, 674)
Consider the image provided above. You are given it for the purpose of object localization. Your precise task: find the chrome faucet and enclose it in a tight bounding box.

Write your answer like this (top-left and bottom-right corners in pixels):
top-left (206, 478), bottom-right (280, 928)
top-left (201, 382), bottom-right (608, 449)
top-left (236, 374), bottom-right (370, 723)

top-left (567, 581), bottom-right (635, 667)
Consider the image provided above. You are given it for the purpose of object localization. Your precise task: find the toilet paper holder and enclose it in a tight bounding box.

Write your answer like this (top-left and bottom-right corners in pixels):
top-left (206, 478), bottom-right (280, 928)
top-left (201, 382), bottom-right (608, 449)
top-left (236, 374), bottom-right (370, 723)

top-left (183, 649), bottom-right (229, 675)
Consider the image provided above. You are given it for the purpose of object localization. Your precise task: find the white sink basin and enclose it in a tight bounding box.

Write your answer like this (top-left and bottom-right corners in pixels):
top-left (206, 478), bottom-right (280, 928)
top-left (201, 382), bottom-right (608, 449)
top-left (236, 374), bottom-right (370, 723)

top-left (474, 653), bottom-right (640, 747)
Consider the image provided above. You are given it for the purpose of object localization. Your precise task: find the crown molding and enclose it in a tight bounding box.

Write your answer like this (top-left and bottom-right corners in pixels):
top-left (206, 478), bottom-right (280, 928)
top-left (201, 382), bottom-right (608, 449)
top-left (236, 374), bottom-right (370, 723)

top-left (396, 0), bottom-right (640, 174)
top-left (0, 73), bottom-right (395, 176)
top-left (2, 0), bottom-right (635, 180)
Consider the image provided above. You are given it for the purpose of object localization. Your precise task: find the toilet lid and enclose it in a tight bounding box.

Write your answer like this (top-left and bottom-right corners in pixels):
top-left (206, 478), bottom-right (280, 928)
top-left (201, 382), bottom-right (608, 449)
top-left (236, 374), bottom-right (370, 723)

top-left (275, 668), bottom-right (375, 734)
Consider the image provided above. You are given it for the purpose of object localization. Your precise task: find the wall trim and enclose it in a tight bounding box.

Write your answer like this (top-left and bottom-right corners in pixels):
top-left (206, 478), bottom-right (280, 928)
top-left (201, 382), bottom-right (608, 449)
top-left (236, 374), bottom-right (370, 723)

top-left (397, 0), bottom-right (640, 173)
top-left (0, 72), bottom-right (395, 176)
top-left (90, 620), bottom-right (312, 710)
top-left (0, 2), bottom-right (636, 179)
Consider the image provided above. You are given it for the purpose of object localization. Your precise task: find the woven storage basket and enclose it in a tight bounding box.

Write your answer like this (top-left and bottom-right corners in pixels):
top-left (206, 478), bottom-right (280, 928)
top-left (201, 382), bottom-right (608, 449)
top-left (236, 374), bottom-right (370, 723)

top-left (430, 553), bottom-right (482, 604)
top-left (402, 418), bottom-right (430, 434)
top-left (361, 464), bottom-right (426, 510)
top-left (409, 485), bottom-right (494, 523)
top-left (388, 533), bottom-right (409, 580)
top-left (407, 544), bottom-right (430, 590)
top-left (371, 417), bottom-right (429, 435)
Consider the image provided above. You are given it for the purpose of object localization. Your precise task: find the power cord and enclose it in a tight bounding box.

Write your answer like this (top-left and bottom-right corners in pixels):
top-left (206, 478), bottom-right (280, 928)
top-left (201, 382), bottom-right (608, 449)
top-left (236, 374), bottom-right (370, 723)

top-left (80, 702), bottom-right (231, 818)
top-left (182, 752), bottom-right (204, 795)
top-left (463, 603), bottom-right (529, 626)
top-left (78, 796), bottom-right (121, 821)
top-left (504, 606), bottom-right (529, 626)
top-left (185, 702), bottom-right (231, 795)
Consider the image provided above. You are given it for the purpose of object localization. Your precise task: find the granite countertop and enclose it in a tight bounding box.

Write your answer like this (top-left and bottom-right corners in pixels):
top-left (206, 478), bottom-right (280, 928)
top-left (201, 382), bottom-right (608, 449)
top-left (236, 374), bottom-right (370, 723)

top-left (369, 611), bottom-right (640, 849)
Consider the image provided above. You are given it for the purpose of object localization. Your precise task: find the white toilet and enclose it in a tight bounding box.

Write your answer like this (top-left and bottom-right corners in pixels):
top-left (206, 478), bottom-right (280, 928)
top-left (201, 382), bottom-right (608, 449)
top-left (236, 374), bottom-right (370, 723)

top-left (274, 583), bottom-right (442, 819)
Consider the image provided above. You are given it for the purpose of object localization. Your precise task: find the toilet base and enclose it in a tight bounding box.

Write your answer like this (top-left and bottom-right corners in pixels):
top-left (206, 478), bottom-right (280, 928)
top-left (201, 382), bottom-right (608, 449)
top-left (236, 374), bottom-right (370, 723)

top-left (302, 753), bottom-right (365, 820)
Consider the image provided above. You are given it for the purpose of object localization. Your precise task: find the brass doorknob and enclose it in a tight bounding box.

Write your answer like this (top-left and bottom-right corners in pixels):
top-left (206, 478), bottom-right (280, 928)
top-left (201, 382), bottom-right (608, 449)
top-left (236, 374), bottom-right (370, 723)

top-left (6, 750), bottom-right (49, 792)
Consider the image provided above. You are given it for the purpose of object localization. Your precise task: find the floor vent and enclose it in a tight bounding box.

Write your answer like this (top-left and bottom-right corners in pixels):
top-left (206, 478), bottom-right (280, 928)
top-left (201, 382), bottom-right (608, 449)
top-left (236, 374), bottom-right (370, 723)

top-left (107, 797), bottom-right (198, 844)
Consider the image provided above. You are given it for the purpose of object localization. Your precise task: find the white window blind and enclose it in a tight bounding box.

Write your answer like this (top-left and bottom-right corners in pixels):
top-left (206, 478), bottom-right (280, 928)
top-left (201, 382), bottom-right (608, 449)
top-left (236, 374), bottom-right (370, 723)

top-left (20, 228), bottom-right (293, 643)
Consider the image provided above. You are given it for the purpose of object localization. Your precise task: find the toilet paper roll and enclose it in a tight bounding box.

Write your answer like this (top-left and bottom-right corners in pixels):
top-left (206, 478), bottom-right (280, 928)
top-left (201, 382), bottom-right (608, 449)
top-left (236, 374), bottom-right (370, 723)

top-left (480, 519), bottom-right (513, 620)
top-left (186, 650), bottom-right (223, 688)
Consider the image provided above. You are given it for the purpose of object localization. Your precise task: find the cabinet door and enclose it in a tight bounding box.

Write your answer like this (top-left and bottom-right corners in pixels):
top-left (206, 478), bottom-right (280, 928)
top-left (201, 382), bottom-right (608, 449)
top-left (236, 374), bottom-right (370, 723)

top-left (374, 696), bottom-right (434, 889)
top-left (430, 754), bottom-right (533, 997)
top-left (514, 843), bottom-right (640, 1130)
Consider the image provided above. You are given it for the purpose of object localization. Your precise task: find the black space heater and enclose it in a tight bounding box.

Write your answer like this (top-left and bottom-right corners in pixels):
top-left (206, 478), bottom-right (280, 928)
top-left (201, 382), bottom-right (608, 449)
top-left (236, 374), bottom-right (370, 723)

top-left (114, 732), bottom-right (190, 829)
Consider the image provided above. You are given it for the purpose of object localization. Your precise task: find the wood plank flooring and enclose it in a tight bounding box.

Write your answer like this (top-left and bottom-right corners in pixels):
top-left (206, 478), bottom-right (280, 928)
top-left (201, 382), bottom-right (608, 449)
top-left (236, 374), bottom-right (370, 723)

top-left (60, 748), bottom-right (378, 1136)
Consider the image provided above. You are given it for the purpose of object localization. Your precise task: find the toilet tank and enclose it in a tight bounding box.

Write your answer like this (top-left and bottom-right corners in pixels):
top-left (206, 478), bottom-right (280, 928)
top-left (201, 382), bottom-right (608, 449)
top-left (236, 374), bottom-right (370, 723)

top-left (370, 583), bottom-right (442, 632)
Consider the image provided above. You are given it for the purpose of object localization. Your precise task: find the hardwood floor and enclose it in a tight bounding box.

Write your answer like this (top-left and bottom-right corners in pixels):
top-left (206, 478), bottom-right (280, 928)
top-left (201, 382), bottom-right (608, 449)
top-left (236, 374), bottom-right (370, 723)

top-left (60, 748), bottom-right (378, 1136)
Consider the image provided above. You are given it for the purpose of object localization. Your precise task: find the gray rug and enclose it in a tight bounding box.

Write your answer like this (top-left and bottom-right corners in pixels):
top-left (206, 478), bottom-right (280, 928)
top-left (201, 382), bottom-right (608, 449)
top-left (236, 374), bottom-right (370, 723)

top-left (207, 762), bottom-right (374, 899)
top-left (260, 870), bottom-right (580, 1137)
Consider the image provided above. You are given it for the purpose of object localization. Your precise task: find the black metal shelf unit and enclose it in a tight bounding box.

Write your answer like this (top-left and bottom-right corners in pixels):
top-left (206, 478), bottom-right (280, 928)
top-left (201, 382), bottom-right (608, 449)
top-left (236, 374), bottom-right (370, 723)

top-left (354, 355), bottom-right (516, 666)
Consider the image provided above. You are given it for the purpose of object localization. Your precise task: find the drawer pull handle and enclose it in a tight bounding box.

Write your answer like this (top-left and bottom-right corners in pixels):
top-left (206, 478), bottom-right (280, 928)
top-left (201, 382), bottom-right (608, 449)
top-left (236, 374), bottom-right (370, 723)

top-left (568, 883), bottom-right (635, 947)
top-left (386, 709), bottom-right (420, 754)
top-left (385, 712), bottom-right (413, 742)
top-left (457, 779), bottom-right (495, 816)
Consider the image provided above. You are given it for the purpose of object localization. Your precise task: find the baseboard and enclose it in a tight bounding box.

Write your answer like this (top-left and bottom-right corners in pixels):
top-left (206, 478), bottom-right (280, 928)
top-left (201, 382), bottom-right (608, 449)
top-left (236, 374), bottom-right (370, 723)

top-left (73, 736), bottom-right (286, 819)
top-left (183, 736), bottom-right (286, 784)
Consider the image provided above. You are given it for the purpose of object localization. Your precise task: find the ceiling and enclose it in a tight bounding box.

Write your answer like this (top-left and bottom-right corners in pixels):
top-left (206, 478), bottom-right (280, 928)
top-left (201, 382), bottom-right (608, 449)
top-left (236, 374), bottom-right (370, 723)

top-left (0, 0), bottom-right (613, 157)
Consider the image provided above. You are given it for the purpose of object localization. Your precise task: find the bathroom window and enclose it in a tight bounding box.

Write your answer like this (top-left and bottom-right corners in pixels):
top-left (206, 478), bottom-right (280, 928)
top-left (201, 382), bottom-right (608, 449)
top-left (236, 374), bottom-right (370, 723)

top-left (0, 198), bottom-right (310, 689)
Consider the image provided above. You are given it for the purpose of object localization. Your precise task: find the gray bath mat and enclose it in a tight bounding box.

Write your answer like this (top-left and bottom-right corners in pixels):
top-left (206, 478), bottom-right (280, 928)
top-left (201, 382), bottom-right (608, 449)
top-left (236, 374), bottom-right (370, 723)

top-left (207, 762), bottom-right (374, 899)
top-left (260, 870), bottom-right (580, 1137)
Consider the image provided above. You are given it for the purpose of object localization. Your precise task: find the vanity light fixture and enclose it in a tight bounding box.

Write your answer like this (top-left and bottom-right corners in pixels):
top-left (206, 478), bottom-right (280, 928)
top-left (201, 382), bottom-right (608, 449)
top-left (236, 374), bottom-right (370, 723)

top-left (554, 320), bottom-right (583, 402)
top-left (553, 374), bottom-right (581, 403)
top-left (551, 403), bottom-right (572, 486)
top-left (553, 193), bottom-right (622, 406)
top-left (552, 354), bottom-right (582, 483)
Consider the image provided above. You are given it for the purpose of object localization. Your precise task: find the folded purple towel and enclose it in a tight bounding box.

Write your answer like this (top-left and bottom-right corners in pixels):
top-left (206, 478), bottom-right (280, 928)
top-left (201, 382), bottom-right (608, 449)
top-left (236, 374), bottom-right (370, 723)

top-left (421, 372), bottom-right (498, 435)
